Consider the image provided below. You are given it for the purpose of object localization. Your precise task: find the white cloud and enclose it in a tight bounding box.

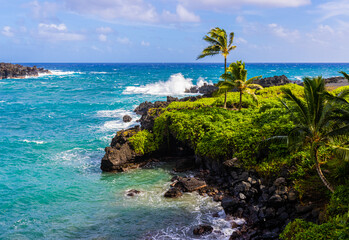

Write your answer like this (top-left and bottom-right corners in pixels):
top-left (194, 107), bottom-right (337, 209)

top-left (39, 23), bottom-right (67, 31)
top-left (26, 0), bottom-right (60, 22)
top-left (117, 37), bottom-right (131, 44)
top-left (64, 0), bottom-right (159, 23)
top-left (99, 34), bottom-right (107, 42)
top-left (235, 37), bottom-right (247, 44)
top-left (37, 23), bottom-right (85, 41)
top-left (268, 23), bottom-right (300, 41)
top-left (173, 4), bottom-right (200, 23)
top-left (179, 0), bottom-right (310, 10)
top-left (63, 0), bottom-right (200, 24)
top-left (141, 40), bottom-right (150, 46)
top-left (96, 27), bottom-right (113, 34)
top-left (317, 0), bottom-right (349, 20)
top-left (1, 26), bottom-right (14, 37)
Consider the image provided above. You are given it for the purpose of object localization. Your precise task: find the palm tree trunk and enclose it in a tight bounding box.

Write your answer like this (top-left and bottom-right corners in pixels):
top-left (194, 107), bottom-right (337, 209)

top-left (313, 145), bottom-right (334, 193)
top-left (224, 56), bottom-right (227, 109)
top-left (239, 91), bottom-right (242, 111)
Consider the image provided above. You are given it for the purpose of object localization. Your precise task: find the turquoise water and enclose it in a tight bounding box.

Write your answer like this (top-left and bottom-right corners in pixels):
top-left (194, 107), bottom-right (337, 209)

top-left (1, 63), bottom-right (349, 239)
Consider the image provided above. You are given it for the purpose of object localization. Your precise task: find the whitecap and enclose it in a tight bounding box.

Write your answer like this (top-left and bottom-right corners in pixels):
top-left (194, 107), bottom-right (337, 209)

top-left (123, 73), bottom-right (195, 96)
top-left (22, 139), bottom-right (46, 144)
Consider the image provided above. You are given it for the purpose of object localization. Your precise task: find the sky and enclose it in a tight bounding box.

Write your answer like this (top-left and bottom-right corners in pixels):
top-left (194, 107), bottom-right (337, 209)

top-left (1, 0), bottom-right (349, 63)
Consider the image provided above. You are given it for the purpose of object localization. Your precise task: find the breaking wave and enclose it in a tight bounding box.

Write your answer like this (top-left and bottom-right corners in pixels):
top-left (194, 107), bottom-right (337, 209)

top-left (123, 73), bottom-right (211, 96)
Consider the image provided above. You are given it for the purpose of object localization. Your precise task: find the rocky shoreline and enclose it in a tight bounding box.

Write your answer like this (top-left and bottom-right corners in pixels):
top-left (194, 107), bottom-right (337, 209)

top-left (100, 75), bottom-right (346, 239)
top-left (0, 62), bottom-right (51, 79)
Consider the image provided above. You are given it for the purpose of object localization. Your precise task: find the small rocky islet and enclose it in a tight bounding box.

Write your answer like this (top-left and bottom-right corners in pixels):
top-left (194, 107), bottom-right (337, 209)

top-left (0, 62), bottom-right (51, 79)
top-left (100, 75), bottom-right (347, 239)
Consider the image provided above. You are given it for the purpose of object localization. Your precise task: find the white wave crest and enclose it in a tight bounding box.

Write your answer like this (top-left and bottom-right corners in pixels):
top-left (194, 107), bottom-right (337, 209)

top-left (38, 70), bottom-right (82, 77)
top-left (96, 109), bottom-right (139, 132)
top-left (22, 139), bottom-right (46, 144)
top-left (123, 73), bottom-right (199, 96)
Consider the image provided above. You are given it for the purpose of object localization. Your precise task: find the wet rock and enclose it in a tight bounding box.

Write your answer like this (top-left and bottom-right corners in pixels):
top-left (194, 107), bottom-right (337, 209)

top-left (193, 225), bottom-right (213, 236)
top-left (167, 96), bottom-right (179, 102)
top-left (164, 187), bottom-right (183, 198)
top-left (126, 189), bottom-right (140, 196)
top-left (101, 127), bottom-right (143, 172)
top-left (122, 115), bottom-right (132, 122)
top-left (177, 177), bottom-right (207, 192)
top-left (0, 62), bottom-right (51, 79)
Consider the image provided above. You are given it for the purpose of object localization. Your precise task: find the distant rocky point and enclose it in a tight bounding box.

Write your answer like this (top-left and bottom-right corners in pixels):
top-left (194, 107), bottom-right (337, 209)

top-left (0, 62), bottom-right (51, 79)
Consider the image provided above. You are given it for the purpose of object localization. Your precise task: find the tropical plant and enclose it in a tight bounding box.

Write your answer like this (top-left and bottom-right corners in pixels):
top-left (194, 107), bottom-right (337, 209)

top-left (339, 71), bottom-right (349, 81)
top-left (219, 61), bottom-right (262, 110)
top-left (197, 27), bottom-right (236, 108)
top-left (267, 76), bottom-right (349, 193)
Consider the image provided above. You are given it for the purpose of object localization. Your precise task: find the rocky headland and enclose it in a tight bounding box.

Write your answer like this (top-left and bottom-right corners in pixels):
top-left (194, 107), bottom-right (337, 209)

top-left (0, 62), bottom-right (51, 79)
top-left (100, 75), bottom-right (345, 239)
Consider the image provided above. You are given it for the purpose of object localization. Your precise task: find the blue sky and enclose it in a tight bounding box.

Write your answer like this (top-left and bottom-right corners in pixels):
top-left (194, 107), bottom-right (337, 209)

top-left (1, 0), bottom-right (349, 63)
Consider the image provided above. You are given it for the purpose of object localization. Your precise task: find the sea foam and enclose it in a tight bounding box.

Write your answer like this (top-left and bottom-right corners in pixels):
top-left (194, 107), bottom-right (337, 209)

top-left (123, 73), bottom-right (210, 96)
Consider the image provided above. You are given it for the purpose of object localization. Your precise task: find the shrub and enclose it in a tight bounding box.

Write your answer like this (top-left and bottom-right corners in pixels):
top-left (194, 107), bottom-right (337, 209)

top-left (129, 130), bottom-right (158, 155)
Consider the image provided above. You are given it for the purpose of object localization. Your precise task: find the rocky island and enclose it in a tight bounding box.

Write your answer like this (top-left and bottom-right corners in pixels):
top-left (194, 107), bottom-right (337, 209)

top-left (0, 62), bottom-right (51, 79)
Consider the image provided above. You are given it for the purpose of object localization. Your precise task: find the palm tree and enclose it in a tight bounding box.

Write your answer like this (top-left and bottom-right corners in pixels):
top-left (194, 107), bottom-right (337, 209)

top-left (219, 61), bottom-right (262, 110)
top-left (268, 76), bottom-right (349, 193)
top-left (197, 27), bottom-right (236, 108)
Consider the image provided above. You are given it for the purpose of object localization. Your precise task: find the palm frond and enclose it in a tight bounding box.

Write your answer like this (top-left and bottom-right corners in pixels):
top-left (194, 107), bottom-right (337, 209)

top-left (246, 76), bottom-right (262, 85)
top-left (282, 88), bottom-right (309, 124)
top-left (330, 145), bottom-right (349, 161)
top-left (339, 71), bottom-right (349, 81)
top-left (228, 32), bottom-right (234, 47)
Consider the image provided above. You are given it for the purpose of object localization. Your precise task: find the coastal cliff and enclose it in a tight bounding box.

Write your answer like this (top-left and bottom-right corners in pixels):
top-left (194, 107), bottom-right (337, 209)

top-left (0, 62), bottom-right (51, 79)
top-left (101, 76), bottom-right (349, 239)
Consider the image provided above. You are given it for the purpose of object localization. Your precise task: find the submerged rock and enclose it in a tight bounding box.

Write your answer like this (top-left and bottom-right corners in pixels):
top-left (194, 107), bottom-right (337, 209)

top-left (193, 225), bottom-right (213, 236)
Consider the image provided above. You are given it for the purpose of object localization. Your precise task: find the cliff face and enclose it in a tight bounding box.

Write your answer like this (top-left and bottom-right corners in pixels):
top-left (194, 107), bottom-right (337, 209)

top-left (0, 63), bottom-right (51, 79)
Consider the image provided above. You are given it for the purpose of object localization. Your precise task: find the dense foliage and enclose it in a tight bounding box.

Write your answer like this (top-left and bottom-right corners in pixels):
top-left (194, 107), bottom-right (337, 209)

top-left (280, 185), bottom-right (349, 240)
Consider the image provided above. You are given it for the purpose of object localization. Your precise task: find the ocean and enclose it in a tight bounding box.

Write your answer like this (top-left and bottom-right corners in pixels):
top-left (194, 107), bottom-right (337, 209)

top-left (1, 63), bottom-right (349, 239)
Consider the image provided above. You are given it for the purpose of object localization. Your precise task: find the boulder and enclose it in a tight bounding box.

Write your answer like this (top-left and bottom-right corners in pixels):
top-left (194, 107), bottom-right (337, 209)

top-left (193, 225), bottom-right (213, 236)
top-left (164, 187), bottom-right (183, 198)
top-left (126, 189), bottom-right (140, 196)
top-left (101, 127), bottom-right (142, 172)
top-left (177, 177), bottom-right (207, 192)
top-left (122, 115), bottom-right (132, 122)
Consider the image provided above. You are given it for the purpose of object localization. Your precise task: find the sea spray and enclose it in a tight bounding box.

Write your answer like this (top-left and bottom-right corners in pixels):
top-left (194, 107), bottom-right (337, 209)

top-left (123, 73), bottom-right (211, 96)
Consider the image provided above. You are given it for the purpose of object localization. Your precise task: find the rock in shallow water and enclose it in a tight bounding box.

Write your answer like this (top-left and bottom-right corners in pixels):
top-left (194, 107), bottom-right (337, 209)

top-left (123, 115), bottom-right (132, 122)
top-left (193, 225), bottom-right (213, 236)
top-left (164, 187), bottom-right (183, 198)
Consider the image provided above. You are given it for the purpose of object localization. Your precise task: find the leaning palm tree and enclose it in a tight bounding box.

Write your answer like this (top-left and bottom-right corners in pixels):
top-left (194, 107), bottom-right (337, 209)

top-left (268, 76), bottom-right (349, 193)
top-left (197, 27), bottom-right (236, 108)
top-left (219, 61), bottom-right (262, 110)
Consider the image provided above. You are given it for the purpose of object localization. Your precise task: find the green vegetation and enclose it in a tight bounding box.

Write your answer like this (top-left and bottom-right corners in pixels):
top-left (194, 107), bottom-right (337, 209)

top-left (280, 185), bottom-right (349, 240)
top-left (220, 61), bottom-right (263, 110)
top-left (197, 27), bottom-right (236, 108)
top-left (128, 69), bottom-right (349, 238)
top-left (129, 130), bottom-right (158, 155)
top-left (268, 76), bottom-right (349, 193)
